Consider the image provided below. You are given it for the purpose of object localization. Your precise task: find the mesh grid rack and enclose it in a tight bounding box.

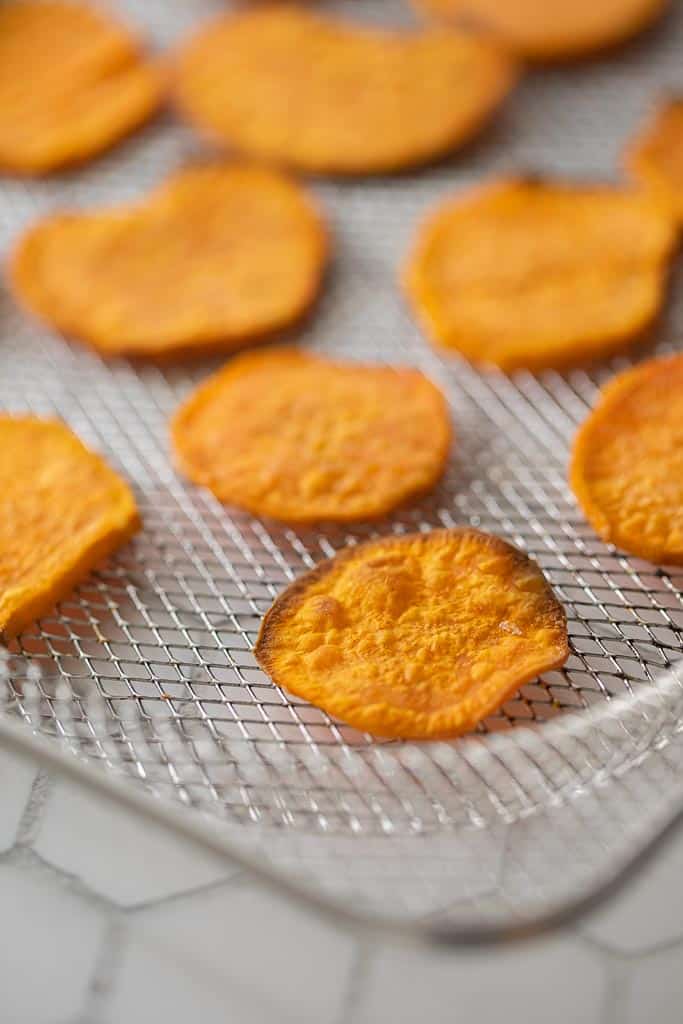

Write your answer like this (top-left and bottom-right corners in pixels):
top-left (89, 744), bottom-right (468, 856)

top-left (2, 0), bottom-right (683, 943)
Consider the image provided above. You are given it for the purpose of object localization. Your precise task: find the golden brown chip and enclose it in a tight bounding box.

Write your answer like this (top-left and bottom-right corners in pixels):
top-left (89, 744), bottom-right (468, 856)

top-left (10, 163), bottom-right (327, 359)
top-left (255, 528), bottom-right (568, 739)
top-left (626, 97), bottom-right (683, 222)
top-left (0, 1), bottom-right (165, 175)
top-left (0, 416), bottom-right (140, 638)
top-left (412, 0), bottom-right (669, 61)
top-left (404, 176), bottom-right (677, 372)
top-left (570, 354), bottom-right (683, 565)
top-left (171, 348), bottom-right (451, 523)
top-left (173, 5), bottom-right (517, 175)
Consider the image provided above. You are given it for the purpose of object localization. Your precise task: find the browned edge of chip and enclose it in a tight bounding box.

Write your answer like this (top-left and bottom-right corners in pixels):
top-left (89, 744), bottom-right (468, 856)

top-left (569, 353), bottom-right (683, 565)
top-left (1, 509), bottom-right (141, 639)
top-left (254, 527), bottom-right (569, 738)
top-left (0, 417), bottom-right (141, 639)
top-left (171, 6), bottom-right (521, 177)
top-left (170, 347), bottom-right (452, 524)
top-left (401, 172), bottom-right (679, 373)
top-left (7, 160), bottom-right (330, 362)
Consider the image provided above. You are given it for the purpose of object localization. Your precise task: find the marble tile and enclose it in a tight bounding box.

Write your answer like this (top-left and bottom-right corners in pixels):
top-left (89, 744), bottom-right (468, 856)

top-left (128, 876), bottom-right (356, 1024)
top-left (580, 828), bottom-right (683, 954)
top-left (107, 931), bottom-right (278, 1024)
top-left (33, 778), bottom-right (238, 906)
top-left (355, 933), bottom-right (606, 1024)
top-left (624, 945), bottom-right (683, 1024)
top-left (0, 747), bottom-right (39, 851)
top-left (0, 859), bottom-right (106, 1024)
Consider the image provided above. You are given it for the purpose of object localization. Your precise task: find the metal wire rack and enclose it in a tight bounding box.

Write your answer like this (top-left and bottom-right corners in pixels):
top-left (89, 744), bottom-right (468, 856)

top-left (1, 0), bottom-right (683, 941)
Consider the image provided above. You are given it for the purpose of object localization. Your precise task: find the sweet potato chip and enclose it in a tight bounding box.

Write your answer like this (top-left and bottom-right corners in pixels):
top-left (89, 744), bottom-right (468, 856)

top-left (570, 354), bottom-right (683, 565)
top-left (0, 1), bottom-right (164, 174)
top-left (10, 163), bottom-right (327, 359)
top-left (174, 5), bottom-right (517, 175)
top-left (171, 348), bottom-right (451, 523)
top-left (626, 97), bottom-right (683, 222)
top-left (255, 528), bottom-right (568, 739)
top-left (404, 176), bottom-right (677, 372)
top-left (412, 0), bottom-right (669, 61)
top-left (0, 416), bottom-right (140, 637)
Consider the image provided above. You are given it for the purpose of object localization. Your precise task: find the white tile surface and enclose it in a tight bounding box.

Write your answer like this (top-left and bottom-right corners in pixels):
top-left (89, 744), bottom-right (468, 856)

top-left (0, 748), bottom-right (38, 851)
top-left (107, 931), bottom-right (280, 1024)
top-left (33, 778), bottom-right (239, 906)
top-left (356, 934), bottom-right (606, 1024)
top-left (0, 860), bottom-right (106, 1024)
top-left (625, 947), bottom-right (683, 1024)
top-left (2, 752), bottom-right (683, 1023)
top-left (130, 877), bottom-right (356, 1024)
top-left (580, 831), bottom-right (683, 954)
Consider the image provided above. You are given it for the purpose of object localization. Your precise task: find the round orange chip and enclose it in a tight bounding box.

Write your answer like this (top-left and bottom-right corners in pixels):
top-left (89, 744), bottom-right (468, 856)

top-left (173, 5), bottom-right (517, 175)
top-left (412, 0), bottom-right (669, 61)
top-left (10, 163), bottom-right (327, 359)
top-left (0, 1), bottom-right (165, 175)
top-left (0, 416), bottom-right (140, 638)
top-left (570, 354), bottom-right (683, 565)
top-left (626, 97), bottom-right (683, 222)
top-left (404, 176), bottom-right (677, 372)
top-left (171, 348), bottom-right (451, 523)
top-left (255, 528), bottom-right (569, 739)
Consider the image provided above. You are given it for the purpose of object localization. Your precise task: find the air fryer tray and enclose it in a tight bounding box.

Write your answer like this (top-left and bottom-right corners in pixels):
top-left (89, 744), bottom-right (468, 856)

top-left (2, 0), bottom-right (683, 943)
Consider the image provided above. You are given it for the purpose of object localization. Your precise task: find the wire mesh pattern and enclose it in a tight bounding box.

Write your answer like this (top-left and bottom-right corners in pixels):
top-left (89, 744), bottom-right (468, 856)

top-left (1, 0), bottom-right (683, 935)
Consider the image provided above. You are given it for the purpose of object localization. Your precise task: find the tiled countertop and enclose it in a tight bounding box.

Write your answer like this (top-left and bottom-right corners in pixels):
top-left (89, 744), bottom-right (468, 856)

top-left (2, 744), bottom-right (683, 1024)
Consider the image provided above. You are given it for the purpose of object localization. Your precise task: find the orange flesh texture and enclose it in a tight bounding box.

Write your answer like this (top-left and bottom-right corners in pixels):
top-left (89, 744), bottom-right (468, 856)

top-left (0, 416), bottom-right (140, 637)
top-left (627, 99), bottom-right (683, 222)
top-left (0, 1), bottom-right (164, 174)
top-left (174, 5), bottom-right (518, 175)
top-left (404, 177), bottom-right (678, 371)
top-left (10, 164), bottom-right (328, 358)
top-left (570, 354), bottom-right (683, 565)
top-left (255, 528), bottom-right (569, 739)
top-left (171, 348), bottom-right (452, 523)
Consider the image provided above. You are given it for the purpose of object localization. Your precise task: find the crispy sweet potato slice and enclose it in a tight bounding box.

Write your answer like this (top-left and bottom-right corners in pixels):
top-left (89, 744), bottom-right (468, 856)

top-left (10, 163), bottom-right (327, 359)
top-left (404, 177), bottom-right (677, 372)
top-left (171, 348), bottom-right (451, 523)
top-left (412, 0), bottom-right (669, 61)
top-left (0, 1), bottom-right (164, 174)
top-left (626, 97), bottom-right (683, 222)
top-left (255, 528), bottom-right (569, 739)
top-left (570, 354), bottom-right (683, 565)
top-left (0, 416), bottom-right (140, 638)
top-left (173, 5), bottom-right (517, 175)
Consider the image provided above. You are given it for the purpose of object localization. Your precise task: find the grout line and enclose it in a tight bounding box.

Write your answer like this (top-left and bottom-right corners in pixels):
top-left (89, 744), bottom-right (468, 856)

top-left (126, 868), bottom-right (247, 914)
top-left (629, 931), bottom-right (683, 960)
top-left (0, 844), bottom-right (115, 911)
top-left (600, 958), bottom-right (632, 1024)
top-left (578, 926), bottom-right (683, 962)
top-left (575, 930), bottom-right (630, 961)
top-left (14, 769), bottom-right (54, 848)
top-left (3, 828), bottom-right (246, 918)
top-left (335, 937), bottom-right (376, 1024)
top-left (73, 912), bottom-right (128, 1024)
